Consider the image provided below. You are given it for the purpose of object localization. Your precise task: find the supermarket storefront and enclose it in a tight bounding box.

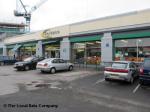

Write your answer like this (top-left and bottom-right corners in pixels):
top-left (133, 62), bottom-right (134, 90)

top-left (3, 9), bottom-right (150, 62)
top-left (113, 30), bottom-right (150, 62)
top-left (70, 34), bottom-right (102, 64)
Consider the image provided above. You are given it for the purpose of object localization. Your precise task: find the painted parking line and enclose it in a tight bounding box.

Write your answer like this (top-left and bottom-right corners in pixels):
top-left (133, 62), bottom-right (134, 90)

top-left (50, 86), bottom-right (62, 90)
top-left (133, 84), bottom-right (141, 93)
top-left (94, 78), bottom-right (105, 85)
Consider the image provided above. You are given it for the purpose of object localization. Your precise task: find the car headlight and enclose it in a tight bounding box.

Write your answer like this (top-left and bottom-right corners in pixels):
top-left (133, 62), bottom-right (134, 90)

top-left (18, 64), bottom-right (24, 66)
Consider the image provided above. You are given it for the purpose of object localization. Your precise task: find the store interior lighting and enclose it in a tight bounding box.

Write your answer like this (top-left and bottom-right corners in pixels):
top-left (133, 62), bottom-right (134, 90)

top-left (96, 41), bottom-right (101, 43)
top-left (121, 40), bottom-right (128, 43)
top-left (87, 42), bottom-right (94, 45)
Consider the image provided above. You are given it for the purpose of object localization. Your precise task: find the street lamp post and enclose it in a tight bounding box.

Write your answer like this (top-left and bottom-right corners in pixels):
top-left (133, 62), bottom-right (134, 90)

top-left (136, 39), bottom-right (142, 62)
top-left (136, 40), bottom-right (139, 62)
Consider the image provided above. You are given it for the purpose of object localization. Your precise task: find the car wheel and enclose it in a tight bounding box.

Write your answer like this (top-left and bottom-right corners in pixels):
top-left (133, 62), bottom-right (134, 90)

top-left (50, 68), bottom-right (56, 74)
top-left (68, 66), bottom-right (73, 71)
top-left (41, 70), bottom-right (45, 73)
top-left (16, 68), bottom-right (20, 71)
top-left (25, 66), bottom-right (29, 71)
top-left (105, 78), bottom-right (110, 81)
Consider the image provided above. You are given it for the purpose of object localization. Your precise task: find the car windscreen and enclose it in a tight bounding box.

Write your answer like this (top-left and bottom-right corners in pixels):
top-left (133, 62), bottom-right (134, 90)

top-left (144, 60), bottom-right (150, 68)
top-left (41, 58), bottom-right (53, 63)
top-left (112, 62), bottom-right (128, 69)
top-left (23, 57), bottom-right (34, 62)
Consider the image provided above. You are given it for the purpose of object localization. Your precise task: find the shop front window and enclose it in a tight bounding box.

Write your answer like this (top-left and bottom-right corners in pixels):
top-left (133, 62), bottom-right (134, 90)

top-left (72, 41), bottom-right (101, 64)
top-left (20, 46), bottom-right (36, 60)
top-left (115, 38), bottom-right (150, 62)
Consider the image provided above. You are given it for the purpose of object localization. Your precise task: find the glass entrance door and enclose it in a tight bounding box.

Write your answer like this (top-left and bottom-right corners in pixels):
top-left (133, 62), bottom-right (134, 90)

top-left (71, 41), bottom-right (101, 64)
top-left (46, 50), bottom-right (60, 58)
top-left (44, 44), bottom-right (60, 58)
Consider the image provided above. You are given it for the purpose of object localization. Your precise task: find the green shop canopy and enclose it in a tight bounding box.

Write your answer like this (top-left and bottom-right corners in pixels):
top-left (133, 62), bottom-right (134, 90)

top-left (70, 35), bottom-right (102, 43)
top-left (112, 30), bottom-right (150, 39)
top-left (23, 43), bottom-right (36, 47)
top-left (42, 40), bottom-right (59, 45)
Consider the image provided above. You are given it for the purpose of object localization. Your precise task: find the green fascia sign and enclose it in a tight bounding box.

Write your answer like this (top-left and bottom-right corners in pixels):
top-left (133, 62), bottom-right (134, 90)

top-left (70, 35), bottom-right (102, 43)
top-left (112, 30), bottom-right (150, 39)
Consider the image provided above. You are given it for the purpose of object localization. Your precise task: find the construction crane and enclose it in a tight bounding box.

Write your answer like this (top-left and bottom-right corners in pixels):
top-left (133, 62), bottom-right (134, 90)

top-left (14, 0), bottom-right (48, 32)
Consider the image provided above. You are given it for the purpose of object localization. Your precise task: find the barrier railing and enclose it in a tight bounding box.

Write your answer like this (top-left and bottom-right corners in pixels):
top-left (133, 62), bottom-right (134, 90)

top-left (73, 59), bottom-right (100, 71)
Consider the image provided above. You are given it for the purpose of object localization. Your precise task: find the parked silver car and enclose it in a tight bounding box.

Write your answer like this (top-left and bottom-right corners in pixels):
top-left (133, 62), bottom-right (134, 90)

top-left (36, 58), bottom-right (74, 73)
top-left (104, 61), bottom-right (138, 84)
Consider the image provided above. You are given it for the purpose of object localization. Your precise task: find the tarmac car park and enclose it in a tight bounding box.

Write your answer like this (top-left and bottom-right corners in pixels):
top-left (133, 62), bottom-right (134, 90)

top-left (0, 64), bottom-right (150, 112)
top-left (0, 58), bottom-right (149, 112)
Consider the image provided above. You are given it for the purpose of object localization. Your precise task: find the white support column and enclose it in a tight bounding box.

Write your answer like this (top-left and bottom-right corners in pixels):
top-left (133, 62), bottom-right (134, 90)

top-left (0, 43), bottom-right (7, 56)
top-left (101, 32), bottom-right (113, 62)
top-left (60, 38), bottom-right (70, 61)
top-left (36, 41), bottom-right (43, 57)
top-left (3, 45), bottom-right (7, 56)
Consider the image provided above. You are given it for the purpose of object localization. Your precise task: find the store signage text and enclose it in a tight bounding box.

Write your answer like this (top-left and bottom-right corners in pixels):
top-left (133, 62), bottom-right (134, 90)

top-left (41, 29), bottom-right (60, 38)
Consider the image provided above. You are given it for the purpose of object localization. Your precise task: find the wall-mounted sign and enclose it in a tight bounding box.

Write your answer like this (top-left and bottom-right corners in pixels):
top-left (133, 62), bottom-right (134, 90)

top-left (106, 43), bottom-right (109, 47)
top-left (63, 48), bottom-right (66, 53)
top-left (41, 29), bottom-right (60, 38)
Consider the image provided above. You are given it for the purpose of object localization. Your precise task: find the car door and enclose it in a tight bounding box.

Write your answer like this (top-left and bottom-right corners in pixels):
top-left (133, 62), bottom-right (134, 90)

top-left (52, 59), bottom-right (62, 70)
top-left (59, 59), bottom-right (67, 70)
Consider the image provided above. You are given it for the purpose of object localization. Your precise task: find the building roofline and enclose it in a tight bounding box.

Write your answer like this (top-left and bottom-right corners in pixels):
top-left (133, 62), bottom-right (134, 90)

top-left (70, 8), bottom-right (150, 26)
top-left (70, 23), bottom-right (150, 36)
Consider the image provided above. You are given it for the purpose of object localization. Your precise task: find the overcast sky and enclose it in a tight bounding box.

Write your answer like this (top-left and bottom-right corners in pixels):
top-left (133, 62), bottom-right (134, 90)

top-left (0, 0), bottom-right (150, 31)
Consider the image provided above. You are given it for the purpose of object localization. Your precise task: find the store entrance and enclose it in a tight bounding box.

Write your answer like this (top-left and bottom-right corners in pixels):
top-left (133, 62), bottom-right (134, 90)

top-left (71, 41), bottom-right (101, 65)
top-left (45, 50), bottom-right (60, 58)
top-left (44, 44), bottom-right (60, 58)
